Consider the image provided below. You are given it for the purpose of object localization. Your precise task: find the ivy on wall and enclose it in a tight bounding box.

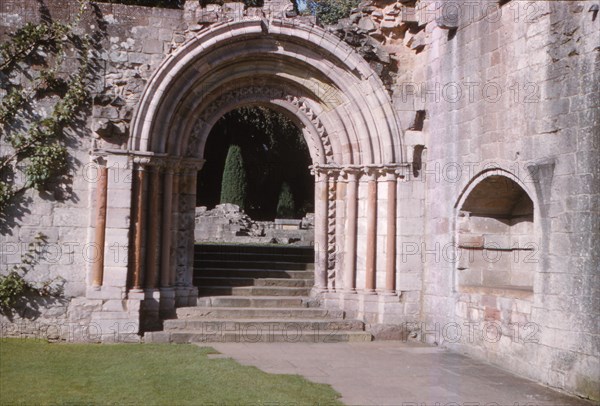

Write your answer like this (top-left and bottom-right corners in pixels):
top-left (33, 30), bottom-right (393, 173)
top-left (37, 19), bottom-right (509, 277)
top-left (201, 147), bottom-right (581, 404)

top-left (0, 1), bottom-right (92, 214)
top-left (0, 233), bottom-right (64, 315)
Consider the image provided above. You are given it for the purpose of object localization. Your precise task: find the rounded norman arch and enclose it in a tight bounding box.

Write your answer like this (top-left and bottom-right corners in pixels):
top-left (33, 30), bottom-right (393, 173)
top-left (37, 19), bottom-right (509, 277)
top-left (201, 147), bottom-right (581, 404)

top-left (129, 18), bottom-right (404, 166)
top-left (96, 18), bottom-right (408, 326)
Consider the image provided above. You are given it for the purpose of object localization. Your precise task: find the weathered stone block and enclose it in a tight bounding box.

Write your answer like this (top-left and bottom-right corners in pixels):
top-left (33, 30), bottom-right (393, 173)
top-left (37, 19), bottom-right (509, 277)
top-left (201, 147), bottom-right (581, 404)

top-left (458, 233), bottom-right (484, 248)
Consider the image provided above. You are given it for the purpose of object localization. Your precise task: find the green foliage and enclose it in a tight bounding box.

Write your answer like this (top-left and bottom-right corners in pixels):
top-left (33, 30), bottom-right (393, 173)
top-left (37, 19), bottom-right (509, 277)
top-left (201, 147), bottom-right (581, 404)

top-left (93, 0), bottom-right (184, 8)
top-left (276, 181), bottom-right (296, 219)
top-left (199, 106), bottom-right (314, 219)
top-left (303, 0), bottom-right (360, 25)
top-left (220, 144), bottom-right (248, 210)
top-left (93, 0), bottom-right (263, 9)
top-left (0, 271), bottom-right (27, 310)
top-left (197, 0), bottom-right (264, 7)
top-left (0, 233), bottom-right (63, 313)
top-left (0, 1), bottom-right (91, 213)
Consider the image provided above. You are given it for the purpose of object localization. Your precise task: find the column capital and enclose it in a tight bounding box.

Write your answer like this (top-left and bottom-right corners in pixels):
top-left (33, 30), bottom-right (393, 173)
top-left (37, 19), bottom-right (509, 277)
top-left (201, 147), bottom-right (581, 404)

top-left (92, 148), bottom-right (171, 169)
top-left (343, 168), bottom-right (360, 182)
top-left (380, 164), bottom-right (410, 180)
top-left (363, 165), bottom-right (382, 180)
top-left (180, 157), bottom-right (206, 172)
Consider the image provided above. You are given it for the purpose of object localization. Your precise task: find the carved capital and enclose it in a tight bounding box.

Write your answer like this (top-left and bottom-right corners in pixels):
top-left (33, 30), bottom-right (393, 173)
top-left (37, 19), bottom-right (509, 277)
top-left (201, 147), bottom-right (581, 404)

top-left (180, 157), bottom-right (206, 172)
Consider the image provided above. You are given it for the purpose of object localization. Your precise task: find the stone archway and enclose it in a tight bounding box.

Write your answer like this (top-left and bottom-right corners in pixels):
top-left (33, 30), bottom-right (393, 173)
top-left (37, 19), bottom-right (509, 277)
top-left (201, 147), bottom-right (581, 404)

top-left (88, 18), bottom-right (407, 331)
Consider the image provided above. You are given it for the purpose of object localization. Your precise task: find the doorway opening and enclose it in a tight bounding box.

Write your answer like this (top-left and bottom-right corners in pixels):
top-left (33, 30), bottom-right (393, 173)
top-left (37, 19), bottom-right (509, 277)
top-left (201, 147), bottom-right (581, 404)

top-left (197, 106), bottom-right (314, 221)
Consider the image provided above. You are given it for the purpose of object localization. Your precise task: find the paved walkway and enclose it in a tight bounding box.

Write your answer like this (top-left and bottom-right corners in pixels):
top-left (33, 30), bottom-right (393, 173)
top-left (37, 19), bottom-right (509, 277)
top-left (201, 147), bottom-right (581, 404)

top-left (202, 341), bottom-right (593, 405)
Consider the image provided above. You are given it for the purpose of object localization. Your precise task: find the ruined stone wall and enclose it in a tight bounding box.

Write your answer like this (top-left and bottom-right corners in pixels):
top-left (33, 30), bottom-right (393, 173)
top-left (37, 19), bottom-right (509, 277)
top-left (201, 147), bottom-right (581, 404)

top-left (194, 204), bottom-right (315, 245)
top-left (409, 1), bottom-right (599, 399)
top-left (0, 0), bottom-right (315, 341)
top-left (0, 0), bottom-right (191, 340)
top-left (1, 0), bottom-right (598, 398)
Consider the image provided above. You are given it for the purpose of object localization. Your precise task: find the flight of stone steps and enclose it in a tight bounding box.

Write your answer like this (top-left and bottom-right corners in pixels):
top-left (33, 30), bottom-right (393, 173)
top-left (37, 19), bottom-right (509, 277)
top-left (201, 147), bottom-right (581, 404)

top-left (145, 244), bottom-right (372, 343)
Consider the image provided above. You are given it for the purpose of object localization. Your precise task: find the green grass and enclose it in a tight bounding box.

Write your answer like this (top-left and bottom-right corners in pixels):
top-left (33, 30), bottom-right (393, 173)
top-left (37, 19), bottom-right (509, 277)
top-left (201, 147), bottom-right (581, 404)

top-left (0, 339), bottom-right (342, 405)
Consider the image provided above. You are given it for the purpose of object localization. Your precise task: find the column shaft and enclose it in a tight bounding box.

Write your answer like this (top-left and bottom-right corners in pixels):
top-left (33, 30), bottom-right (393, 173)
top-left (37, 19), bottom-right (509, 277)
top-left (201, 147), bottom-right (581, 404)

top-left (132, 168), bottom-right (146, 290)
top-left (91, 166), bottom-right (108, 287)
top-left (365, 176), bottom-right (377, 292)
top-left (145, 167), bottom-right (161, 289)
top-left (343, 173), bottom-right (358, 292)
top-left (334, 177), bottom-right (346, 291)
top-left (160, 170), bottom-right (173, 287)
top-left (170, 171), bottom-right (180, 287)
top-left (315, 173), bottom-right (328, 291)
top-left (385, 176), bottom-right (397, 293)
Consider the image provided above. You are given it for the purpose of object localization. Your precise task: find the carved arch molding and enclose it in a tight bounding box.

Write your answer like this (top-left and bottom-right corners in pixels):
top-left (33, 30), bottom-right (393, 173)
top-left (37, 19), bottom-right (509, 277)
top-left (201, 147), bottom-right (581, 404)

top-left (89, 18), bottom-right (407, 312)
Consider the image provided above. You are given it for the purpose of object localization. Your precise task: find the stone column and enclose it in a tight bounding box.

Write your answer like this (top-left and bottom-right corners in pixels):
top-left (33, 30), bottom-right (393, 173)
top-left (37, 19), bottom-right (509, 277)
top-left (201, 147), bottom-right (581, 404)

top-left (314, 169), bottom-right (328, 292)
top-left (326, 173), bottom-right (337, 291)
top-left (170, 167), bottom-right (181, 288)
top-left (160, 166), bottom-right (174, 288)
top-left (159, 164), bottom-right (175, 317)
top-left (145, 165), bottom-right (161, 290)
top-left (90, 153), bottom-right (131, 300)
top-left (176, 161), bottom-right (203, 306)
top-left (131, 164), bottom-right (147, 291)
top-left (384, 170), bottom-right (397, 294)
top-left (343, 169), bottom-right (358, 293)
top-left (334, 171), bottom-right (347, 291)
top-left (365, 168), bottom-right (378, 293)
top-left (91, 165), bottom-right (108, 287)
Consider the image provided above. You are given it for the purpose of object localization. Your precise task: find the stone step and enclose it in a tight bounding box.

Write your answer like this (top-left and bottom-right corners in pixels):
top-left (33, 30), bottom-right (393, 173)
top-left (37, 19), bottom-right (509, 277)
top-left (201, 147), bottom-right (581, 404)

top-left (196, 244), bottom-right (313, 256)
top-left (196, 295), bottom-right (310, 308)
top-left (195, 276), bottom-right (312, 288)
top-left (163, 318), bottom-right (365, 332)
top-left (197, 269), bottom-right (314, 279)
top-left (176, 306), bottom-right (345, 320)
top-left (195, 260), bottom-right (315, 271)
top-left (145, 330), bottom-right (373, 344)
top-left (198, 286), bottom-right (312, 297)
top-left (195, 252), bottom-right (314, 263)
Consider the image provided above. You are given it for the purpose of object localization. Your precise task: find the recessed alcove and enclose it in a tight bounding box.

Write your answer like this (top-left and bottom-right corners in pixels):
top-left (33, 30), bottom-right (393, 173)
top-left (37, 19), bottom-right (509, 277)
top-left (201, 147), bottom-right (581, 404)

top-left (456, 175), bottom-right (535, 293)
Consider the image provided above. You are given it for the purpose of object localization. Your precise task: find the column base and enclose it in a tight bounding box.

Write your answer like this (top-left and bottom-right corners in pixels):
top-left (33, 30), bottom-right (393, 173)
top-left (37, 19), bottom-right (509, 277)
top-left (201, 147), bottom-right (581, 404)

top-left (141, 289), bottom-right (161, 331)
top-left (175, 286), bottom-right (197, 307)
top-left (86, 285), bottom-right (126, 300)
top-left (321, 290), bottom-right (410, 325)
top-left (159, 287), bottom-right (176, 319)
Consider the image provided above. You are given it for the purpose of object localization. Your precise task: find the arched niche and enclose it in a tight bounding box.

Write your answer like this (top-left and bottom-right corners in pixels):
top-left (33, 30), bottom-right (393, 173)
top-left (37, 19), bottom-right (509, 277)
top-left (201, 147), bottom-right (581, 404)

top-left (455, 173), bottom-right (536, 296)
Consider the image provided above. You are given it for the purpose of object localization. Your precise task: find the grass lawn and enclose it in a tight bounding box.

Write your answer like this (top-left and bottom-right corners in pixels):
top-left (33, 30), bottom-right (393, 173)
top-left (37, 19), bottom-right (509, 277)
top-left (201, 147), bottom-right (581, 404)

top-left (0, 339), bottom-right (342, 405)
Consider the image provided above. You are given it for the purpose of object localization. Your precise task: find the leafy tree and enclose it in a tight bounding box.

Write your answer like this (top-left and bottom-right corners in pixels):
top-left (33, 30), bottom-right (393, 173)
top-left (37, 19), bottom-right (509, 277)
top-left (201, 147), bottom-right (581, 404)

top-left (198, 106), bottom-right (314, 220)
top-left (276, 181), bottom-right (296, 219)
top-left (299, 0), bottom-right (360, 25)
top-left (220, 144), bottom-right (248, 210)
top-left (93, 0), bottom-right (183, 8)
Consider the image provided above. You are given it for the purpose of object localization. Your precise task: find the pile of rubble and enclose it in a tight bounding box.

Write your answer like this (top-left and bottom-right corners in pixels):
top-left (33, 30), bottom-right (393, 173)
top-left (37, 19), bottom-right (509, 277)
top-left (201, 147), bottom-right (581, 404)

top-left (194, 204), bottom-right (314, 245)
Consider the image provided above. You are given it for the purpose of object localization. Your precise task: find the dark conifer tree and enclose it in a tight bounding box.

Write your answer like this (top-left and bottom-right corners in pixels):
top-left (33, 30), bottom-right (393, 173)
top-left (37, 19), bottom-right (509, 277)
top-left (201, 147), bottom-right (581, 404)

top-left (220, 144), bottom-right (247, 210)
